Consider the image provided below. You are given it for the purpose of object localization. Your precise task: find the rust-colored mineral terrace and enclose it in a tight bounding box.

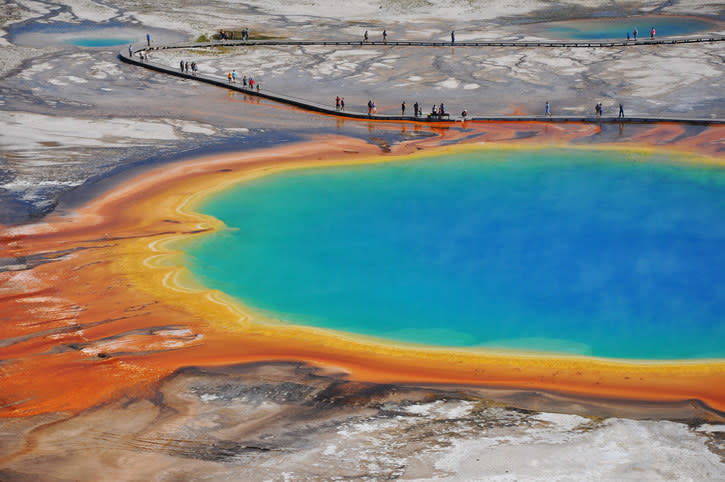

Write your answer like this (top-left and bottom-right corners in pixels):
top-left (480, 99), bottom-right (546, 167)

top-left (2, 122), bottom-right (724, 419)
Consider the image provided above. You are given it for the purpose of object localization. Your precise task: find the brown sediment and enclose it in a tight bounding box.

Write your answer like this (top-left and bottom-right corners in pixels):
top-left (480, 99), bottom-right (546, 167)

top-left (1, 123), bottom-right (724, 419)
top-left (2, 361), bottom-right (723, 480)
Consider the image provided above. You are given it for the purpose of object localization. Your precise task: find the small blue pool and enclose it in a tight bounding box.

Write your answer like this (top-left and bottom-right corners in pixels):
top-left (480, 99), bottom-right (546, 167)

top-left (7, 21), bottom-right (185, 49)
top-left (66, 37), bottom-right (134, 47)
top-left (539, 15), bottom-right (720, 40)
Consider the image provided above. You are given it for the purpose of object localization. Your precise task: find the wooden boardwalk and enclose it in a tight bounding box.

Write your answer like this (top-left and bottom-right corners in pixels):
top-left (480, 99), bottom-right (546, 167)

top-left (119, 38), bottom-right (725, 126)
top-left (135, 37), bottom-right (725, 49)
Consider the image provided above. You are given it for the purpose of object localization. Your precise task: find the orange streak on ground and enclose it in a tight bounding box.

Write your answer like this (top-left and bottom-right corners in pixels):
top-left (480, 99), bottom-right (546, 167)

top-left (508, 106), bottom-right (528, 115)
top-left (1, 124), bottom-right (724, 418)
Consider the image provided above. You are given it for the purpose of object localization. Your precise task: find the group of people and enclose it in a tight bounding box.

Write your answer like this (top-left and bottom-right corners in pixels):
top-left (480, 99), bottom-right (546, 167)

top-left (595, 101), bottom-right (603, 117)
top-left (127, 33), bottom-right (152, 60)
top-left (348, 99), bottom-right (458, 118)
top-left (335, 96), bottom-right (346, 111)
top-left (367, 99), bottom-right (377, 114)
top-left (219, 28), bottom-right (250, 41)
top-left (545, 101), bottom-right (625, 118)
top-left (179, 60), bottom-right (198, 74)
top-left (407, 101), bottom-right (449, 117)
top-left (626, 26), bottom-right (656, 41)
top-left (128, 45), bottom-right (151, 61)
top-left (430, 103), bottom-right (447, 117)
top-left (544, 101), bottom-right (625, 119)
top-left (227, 70), bottom-right (259, 90)
top-left (596, 102), bottom-right (626, 118)
top-left (179, 60), bottom-right (199, 75)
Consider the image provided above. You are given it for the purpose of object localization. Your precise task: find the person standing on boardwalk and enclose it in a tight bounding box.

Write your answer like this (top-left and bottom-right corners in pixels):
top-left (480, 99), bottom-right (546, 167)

top-left (451, 30), bottom-right (455, 44)
top-left (228, 71), bottom-right (232, 83)
top-left (368, 99), bottom-right (373, 115)
top-left (128, 44), bottom-right (133, 57)
top-left (185, 61), bottom-right (189, 73)
top-left (401, 101), bottom-right (406, 115)
top-left (627, 31), bottom-right (630, 41)
top-left (180, 60), bottom-right (184, 72)
top-left (336, 96), bottom-right (341, 111)
top-left (618, 103), bottom-right (624, 119)
top-left (250, 77), bottom-right (254, 89)
top-left (232, 70), bottom-right (237, 82)
top-left (243, 75), bottom-right (247, 87)
top-left (651, 27), bottom-right (655, 39)
top-left (545, 101), bottom-right (551, 117)
top-left (634, 27), bottom-right (638, 40)
top-left (383, 29), bottom-right (387, 43)
top-left (146, 33), bottom-right (150, 46)
top-left (413, 101), bottom-right (419, 117)
top-left (364, 30), bottom-right (368, 42)
top-left (340, 97), bottom-right (345, 111)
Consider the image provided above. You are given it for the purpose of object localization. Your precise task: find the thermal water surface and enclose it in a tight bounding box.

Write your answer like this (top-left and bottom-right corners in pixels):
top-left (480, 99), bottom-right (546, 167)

top-left (66, 38), bottom-right (134, 47)
top-left (541, 15), bottom-right (719, 40)
top-left (180, 148), bottom-right (725, 359)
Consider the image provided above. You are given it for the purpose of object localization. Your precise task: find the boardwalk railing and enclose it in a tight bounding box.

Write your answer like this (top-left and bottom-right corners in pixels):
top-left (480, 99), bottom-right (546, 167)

top-left (119, 38), bottom-right (725, 125)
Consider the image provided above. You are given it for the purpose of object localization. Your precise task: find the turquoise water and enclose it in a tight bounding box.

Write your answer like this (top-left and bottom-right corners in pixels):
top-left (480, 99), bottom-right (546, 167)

top-left (66, 38), bottom-right (133, 47)
top-left (543, 16), bottom-right (718, 40)
top-left (180, 148), bottom-right (725, 359)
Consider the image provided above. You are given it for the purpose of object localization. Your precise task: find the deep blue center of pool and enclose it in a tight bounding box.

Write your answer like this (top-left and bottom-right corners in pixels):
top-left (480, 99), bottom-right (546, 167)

top-left (66, 37), bottom-right (133, 47)
top-left (180, 148), bottom-right (725, 359)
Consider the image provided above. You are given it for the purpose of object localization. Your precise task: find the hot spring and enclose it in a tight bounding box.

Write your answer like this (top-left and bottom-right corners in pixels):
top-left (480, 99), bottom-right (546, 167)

top-left (177, 147), bottom-right (725, 359)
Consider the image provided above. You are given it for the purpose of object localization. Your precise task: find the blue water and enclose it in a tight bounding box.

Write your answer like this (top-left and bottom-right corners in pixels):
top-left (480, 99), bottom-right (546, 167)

top-left (66, 37), bottom-right (133, 47)
top-left (543, 16), bottom-right (718, 40)
top-left (180, 148), bottom-right (725, 359)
